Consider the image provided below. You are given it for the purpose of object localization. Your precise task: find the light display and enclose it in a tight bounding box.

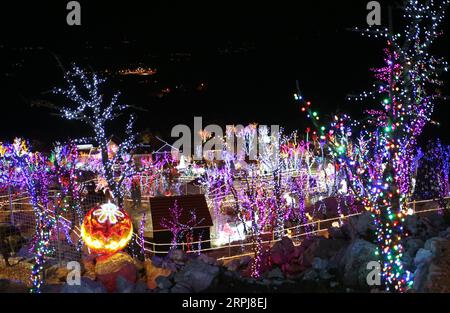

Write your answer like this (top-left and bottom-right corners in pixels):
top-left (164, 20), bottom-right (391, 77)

top-left (296, 0), bottom-right (449, 292)
top-left (0, 138), bottom-right (54, 293)
top-left (160, 200), bottom-right (204, 250)
top-left (54, 65), bottom-right (138, 206)
top-left (81, 202), bottom-right (133, 255)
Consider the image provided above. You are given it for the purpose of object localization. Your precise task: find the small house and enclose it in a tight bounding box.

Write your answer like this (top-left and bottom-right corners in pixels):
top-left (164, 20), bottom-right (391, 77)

top-left (147, 194), bottom-right (213, 254)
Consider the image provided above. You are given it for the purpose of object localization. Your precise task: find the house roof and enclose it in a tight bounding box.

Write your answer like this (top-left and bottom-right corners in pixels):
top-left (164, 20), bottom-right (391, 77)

top-left (149, 194), bottom-right (213, 232)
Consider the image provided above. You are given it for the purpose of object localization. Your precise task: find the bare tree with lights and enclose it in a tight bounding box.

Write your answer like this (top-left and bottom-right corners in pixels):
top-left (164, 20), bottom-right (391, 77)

top-left (298, 0), bottom-right (449, 292)
top-left (53, 65), bottom-right (138, 206)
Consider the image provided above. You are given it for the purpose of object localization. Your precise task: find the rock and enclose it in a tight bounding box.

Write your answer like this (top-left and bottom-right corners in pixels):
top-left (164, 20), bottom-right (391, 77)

top-left (404, 215), bottom-right (424, 237)
top-left (197, 254), bottom-right (217, 265)
top-left (312, 258), bottom-right (329, 271)
top-left (0, 223), bottom-right (26, 261)
top-left (173, 259), bottom-right (219, 292)
top-left (347, 211), bottom-right (377, 240)
top-left (60, 277), bottom-right (107, 293)
top-left (301, 237), bottom-right (348, 267)
top-left (414, 248), bottom-right (433, 267)
top-left (302, 269), bottom-right (317, 281)
top-left (330, 281), bottom-right (339, 288)
top-left (414, 248), bottom-right (450, 292)
top-left (16, 246), bottom-right (33, 260)
top-left (151, 255), bottom-right (164, 268)
top-left (283, 262), bottom-right (306, 277)
top-left (116, 275), bottom-right (135, 293)
top-left (133, 281), bottom-right (148, 293)
top-left (95, 252), bottom-right (138, 293)
top-left (0, 279), bottom-right (29, 293)
top-left (328, 227), bottom-right (346, 239)
top-left (339, 239), bottom-right (379, 289)
top-left (404, 238), bottom-right (425, 257)
top-left (225, 259), bottom-right (240, 272)
top-left (424, 237), bottom-right (450, 257)
top-left (270, 237), bottom-right (295, 266)
top-left (45, 265), bottom-right (71, 284)
top-left (267, 267), bottom-right (284, 279)
top-left (168, 249), bottom-right (187, 265)
top-left (156, 275), bottom-right (173, 289)
top-left (171, 281), bottom-right (193, 293)
top-left (319, 269), bottom-right (333, 280)
top-left (41, 284), bottom-right (63, 293)
top-left (144, 259), bottom-right (172, 289)
top-left (402, 253), bottom-right (414, 270)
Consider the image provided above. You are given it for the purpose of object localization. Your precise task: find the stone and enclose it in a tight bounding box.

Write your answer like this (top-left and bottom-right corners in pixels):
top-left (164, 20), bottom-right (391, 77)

top-left (197, 254), bottom-right (217, 265)
top-left (171, 281), bottom-right (193, 293)
top-left (404, 238), bottom-right (425, 257)
top-left (424, 237), bottom-right (450, 257)
top-left (116, 275), bottom-right (135, 293)
top-left (339, 239), bottom-right (379, 289)
top-left (133, 281), bottom-right (148, 293)
top-left (0, 279), bottom-right (29, 293)
top-left (168, 249), bottom-right (187, 265)
top-left (60, 277), bottom-right (107, 293)
top-left (95, 252), bottom-right (138, 292)
top-left (151, 255), bottom-right (164, 267)
top-left (0, 223), bottom-right (26, 267)
top-left (144, 259), bottom-right (172, 289)
top-left (347, 211), bottom-right (377, 240)
top-left (156, 275), bottom-right (173, 289)
top-left (301, 237), bottom-right (348, 266)
top-left (283, 262), bottom-right (306, 277)
top-left (312, 257), bottom-right (329, 271)
top-left (302, 269), bottom-right (317, 281)
top-left (319, 269), bottom-right (333, 280)
top-left (267, 267), bottom-right (284, 279)
top-left (45, 265), bottom-right (71, 284)
top-left (270, 237), bottom-right (295, 266)
top-left (328, 227), bottom-right (346, 239)
top-left (173, 259), bottom-right (219, 292)
top-left (414, 248), bottom-right (433, 267)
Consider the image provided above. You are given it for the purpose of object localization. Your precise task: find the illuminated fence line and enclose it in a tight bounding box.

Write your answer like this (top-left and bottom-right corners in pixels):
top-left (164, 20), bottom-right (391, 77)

top-left (1, 192), bottom-right (448, 259)
top-left (135, 196), bottom-right (450, 256)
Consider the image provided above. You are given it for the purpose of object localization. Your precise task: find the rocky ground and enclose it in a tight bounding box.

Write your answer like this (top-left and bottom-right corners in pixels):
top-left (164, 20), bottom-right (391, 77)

top-left (1, 207), bottom-right (450, 293)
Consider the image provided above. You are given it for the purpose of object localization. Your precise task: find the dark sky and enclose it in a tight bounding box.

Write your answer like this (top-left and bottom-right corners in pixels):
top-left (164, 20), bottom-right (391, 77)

top-left (0, 0), bottom-right (449, 148)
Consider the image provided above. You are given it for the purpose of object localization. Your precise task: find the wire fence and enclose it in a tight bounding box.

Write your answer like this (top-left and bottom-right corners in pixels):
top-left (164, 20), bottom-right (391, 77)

top-left (133, 196), bottom-right (450, 260)
top-left (1, 186), bottom-right (448, 265)
top-left (0, 190), bottom-right (106, 265)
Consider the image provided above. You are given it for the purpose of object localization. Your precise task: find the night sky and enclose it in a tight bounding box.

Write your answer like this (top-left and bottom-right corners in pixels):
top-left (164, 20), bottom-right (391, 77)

top-left (0, 0), bottom-right (449, 149)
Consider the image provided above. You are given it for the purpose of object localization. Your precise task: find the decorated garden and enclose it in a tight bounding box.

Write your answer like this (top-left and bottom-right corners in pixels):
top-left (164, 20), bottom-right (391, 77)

top-left (1, 0), bottom-right (450, 294)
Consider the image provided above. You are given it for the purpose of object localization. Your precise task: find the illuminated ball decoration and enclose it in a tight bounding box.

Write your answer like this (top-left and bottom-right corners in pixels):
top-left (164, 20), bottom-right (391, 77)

top-left (81, 202), bottom-right (133, 255)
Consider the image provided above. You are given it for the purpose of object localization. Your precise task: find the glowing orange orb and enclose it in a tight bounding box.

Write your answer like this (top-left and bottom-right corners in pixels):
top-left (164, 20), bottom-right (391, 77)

top-left (81, 202), bottom-right (133, 255)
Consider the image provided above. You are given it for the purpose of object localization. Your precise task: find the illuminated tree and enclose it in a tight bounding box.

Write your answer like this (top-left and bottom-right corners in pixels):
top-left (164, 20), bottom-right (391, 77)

top-left (298, 0), bottom-right (449, 291)
top-left (0, 139), bottom-right (54, 293)
top-left (53, 65), bottom-right (138, 206)
top-left (160, 200), bottom-right (204, 250)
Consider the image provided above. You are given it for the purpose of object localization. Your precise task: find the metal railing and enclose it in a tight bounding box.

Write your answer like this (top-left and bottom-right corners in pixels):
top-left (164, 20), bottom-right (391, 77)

top-left (134, 196), bottom-right (450, 257)
top-left (2, 188), bottom-right (448, 262)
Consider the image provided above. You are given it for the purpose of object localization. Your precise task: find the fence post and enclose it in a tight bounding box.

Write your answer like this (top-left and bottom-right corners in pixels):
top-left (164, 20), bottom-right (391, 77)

top-left (413, 200), bottom-right (416, 214)
top-left (8, 185), bottom-right (14, 225)
top-left (56, 212), bottom-right (62, 267)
